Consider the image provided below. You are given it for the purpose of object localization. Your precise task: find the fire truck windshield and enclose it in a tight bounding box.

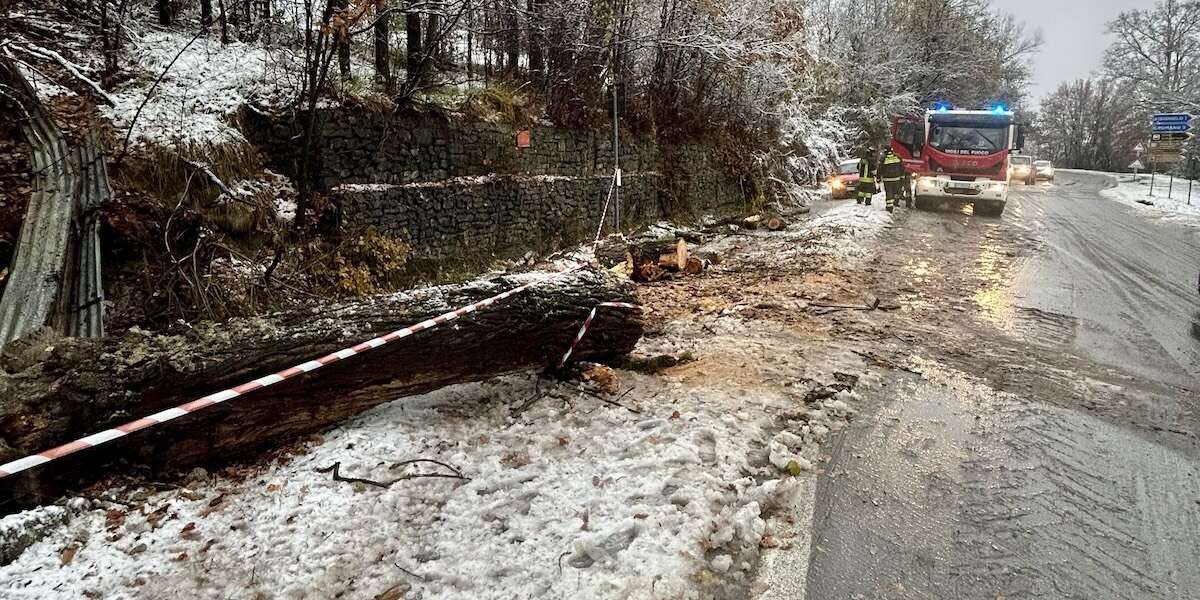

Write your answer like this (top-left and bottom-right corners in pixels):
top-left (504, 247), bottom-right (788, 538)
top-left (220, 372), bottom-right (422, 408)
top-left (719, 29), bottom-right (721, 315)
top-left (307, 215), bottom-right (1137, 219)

top-left (928, 125), bottom-right (1007, 154)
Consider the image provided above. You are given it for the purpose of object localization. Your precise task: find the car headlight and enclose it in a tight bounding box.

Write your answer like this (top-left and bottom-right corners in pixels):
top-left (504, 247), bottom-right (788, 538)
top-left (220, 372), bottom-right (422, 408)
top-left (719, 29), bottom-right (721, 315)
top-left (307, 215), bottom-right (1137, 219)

top-left (830, 179), bottom-right (844, 190)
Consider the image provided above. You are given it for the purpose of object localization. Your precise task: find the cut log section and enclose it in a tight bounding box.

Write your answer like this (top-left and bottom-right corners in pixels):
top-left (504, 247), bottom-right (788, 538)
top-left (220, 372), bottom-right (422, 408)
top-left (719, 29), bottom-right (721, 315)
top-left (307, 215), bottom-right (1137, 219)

top-left (629, 238), bottom-right (691, 282)
top-left (0, 269), bottom-right (642, 503)
top-left (657, 238), bottom-right (689, 271)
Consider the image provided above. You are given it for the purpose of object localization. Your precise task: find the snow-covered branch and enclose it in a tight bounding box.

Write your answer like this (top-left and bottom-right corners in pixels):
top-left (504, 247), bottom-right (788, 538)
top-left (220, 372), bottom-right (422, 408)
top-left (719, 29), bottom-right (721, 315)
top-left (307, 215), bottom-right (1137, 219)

top-left (11, 43), bottom-right (116, 106)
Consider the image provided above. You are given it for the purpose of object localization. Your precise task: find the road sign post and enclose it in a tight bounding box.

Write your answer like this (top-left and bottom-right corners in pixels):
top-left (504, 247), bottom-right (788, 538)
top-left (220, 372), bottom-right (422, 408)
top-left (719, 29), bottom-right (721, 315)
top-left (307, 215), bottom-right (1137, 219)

top-left (1190, 155), bottom-right (1197, 206)
top-left (1149, 115), bottom-right (1194, 198)
top-left (1189, 161), bottom-right (1194, 205)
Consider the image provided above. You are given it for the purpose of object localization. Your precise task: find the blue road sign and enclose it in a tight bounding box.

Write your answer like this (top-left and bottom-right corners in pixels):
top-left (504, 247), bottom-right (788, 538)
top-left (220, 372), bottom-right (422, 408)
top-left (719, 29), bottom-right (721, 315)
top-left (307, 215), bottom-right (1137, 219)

top-left (1152, 123), bottom-right (1193, 133)
top-left (1152, 113), bottom-right (1193, 124)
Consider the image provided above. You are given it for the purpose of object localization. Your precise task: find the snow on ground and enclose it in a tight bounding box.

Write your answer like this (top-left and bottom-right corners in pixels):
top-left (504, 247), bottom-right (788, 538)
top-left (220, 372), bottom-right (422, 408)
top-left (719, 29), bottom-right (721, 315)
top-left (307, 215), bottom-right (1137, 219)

top-left (698, 194), bottom-right (892, 265)
top-left (0, 343), bottom-right (858, 600)
top-left (103, 31), bottom-right (284, 148)
top-left (1070, 169), bottom-right (1200, 228)
top-left (796, 195), bottom-right (893, 259)
top-left (0, 206), bottom-right (884, 600)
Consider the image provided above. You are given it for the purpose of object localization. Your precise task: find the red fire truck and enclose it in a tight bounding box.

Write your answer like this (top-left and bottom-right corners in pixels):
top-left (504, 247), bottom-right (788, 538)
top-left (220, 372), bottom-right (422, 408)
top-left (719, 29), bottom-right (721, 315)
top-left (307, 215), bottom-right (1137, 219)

top-left (890, 104), bottom-right (1026, 217)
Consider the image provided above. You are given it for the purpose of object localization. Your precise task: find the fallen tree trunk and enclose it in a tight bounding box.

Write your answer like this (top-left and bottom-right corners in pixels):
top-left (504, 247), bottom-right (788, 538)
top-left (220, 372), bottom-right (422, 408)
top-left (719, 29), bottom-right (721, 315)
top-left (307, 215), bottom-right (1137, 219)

top-left (0, 269), bottom-right (642, 503)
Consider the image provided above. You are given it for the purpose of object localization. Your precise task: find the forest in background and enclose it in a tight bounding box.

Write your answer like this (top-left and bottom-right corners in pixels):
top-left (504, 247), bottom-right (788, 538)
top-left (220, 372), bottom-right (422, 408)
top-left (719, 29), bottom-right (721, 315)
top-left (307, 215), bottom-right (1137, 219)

top-left (1033, 0), bottom-right (1200, 174)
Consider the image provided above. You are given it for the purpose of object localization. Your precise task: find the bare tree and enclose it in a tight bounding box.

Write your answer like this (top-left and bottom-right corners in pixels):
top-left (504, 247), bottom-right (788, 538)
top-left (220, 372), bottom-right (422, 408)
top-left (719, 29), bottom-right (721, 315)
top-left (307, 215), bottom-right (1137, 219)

top-left (1105, 0), bottom-right (1200, 108)
top-left (424, 3), bottom-right (442, 68)
top-left (1035, 78), bottom-right (1142, 171)
top-left (527, 0), bottom-right (544, 81)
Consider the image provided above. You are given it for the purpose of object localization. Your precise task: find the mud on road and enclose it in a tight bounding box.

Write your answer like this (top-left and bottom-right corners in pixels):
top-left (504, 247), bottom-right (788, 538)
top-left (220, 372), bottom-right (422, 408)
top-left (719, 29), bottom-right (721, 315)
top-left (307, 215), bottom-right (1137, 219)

top-left (803, 171), bottom-right (1200, 600)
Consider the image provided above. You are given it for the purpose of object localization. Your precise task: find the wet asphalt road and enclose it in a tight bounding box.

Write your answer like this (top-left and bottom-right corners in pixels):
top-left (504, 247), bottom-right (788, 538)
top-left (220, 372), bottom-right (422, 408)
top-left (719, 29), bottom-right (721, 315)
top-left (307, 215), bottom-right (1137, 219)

top-left (1007, 173), bottom-right (1200, 388)
top-left (806, 171), bottom-right (1200, 599)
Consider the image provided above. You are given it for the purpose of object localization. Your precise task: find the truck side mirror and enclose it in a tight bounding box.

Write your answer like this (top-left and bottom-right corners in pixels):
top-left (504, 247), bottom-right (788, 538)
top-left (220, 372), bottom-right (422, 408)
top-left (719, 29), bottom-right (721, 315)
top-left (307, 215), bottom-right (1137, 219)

top-left (1014, 126), bottom-right (1026, 151)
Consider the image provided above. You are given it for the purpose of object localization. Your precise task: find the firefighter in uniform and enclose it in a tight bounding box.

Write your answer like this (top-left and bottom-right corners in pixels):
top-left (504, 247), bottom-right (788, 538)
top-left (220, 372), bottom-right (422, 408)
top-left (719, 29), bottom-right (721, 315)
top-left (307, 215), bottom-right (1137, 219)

top-left (856, 149), bottom-right (876, 205)
top-left (879, 148), bottom-right (904, 213)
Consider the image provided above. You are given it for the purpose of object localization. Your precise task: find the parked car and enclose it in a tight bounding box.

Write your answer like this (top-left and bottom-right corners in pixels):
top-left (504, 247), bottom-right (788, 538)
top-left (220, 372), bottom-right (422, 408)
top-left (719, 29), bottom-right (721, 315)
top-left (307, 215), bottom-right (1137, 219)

top-left (1010, 154), bottom-right (1035, 185)
top-left (829, 159), bottom-right (861, 199)
top-left (1034, 160), bottom-right (1055, 181)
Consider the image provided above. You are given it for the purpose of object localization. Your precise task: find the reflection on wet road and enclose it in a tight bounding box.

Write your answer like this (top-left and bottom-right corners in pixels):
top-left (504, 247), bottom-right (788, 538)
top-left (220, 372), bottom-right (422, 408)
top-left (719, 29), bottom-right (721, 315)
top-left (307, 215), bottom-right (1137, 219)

top-left (806, 172), bottom-right (1200, 600)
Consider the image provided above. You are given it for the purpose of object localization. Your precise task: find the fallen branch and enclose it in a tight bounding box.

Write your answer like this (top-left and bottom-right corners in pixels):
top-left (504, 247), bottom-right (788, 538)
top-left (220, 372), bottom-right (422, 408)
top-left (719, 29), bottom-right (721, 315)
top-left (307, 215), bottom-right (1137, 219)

top-left (316, 462), bottom-right (389, 489)
top-left (118, 26), bottom-right (207, 161)
top-left (584, 387), bottom-right (641, 414)
top-left (14, 43), bottom-right (115, 106)
top-left (389, 458), bottom-right (467, 481)
top-left (317, 459), bottom-right (469, 490)
top-left (394, 562), bottom-right (428, 581)
top-left (179, 157), bottom-right (235, 198)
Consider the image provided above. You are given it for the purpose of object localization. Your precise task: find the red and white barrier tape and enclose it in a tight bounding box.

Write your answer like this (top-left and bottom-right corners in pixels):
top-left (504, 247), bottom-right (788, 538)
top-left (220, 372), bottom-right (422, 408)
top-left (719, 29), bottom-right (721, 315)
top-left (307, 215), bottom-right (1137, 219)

top-left (0, 275), bottom-right (570, 479)
top-left (557, 302), bottom-right (643, 368)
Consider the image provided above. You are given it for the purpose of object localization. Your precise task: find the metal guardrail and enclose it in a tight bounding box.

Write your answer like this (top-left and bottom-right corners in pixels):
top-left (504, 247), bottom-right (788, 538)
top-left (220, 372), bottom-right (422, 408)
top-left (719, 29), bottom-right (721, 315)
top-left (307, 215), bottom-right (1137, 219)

top-left (0, 58), bottom-right (108, 344)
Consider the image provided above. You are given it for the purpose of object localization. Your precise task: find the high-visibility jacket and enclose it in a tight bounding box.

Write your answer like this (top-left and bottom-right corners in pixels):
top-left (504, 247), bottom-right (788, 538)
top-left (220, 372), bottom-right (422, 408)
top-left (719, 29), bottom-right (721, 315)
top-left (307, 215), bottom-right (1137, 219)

top-left (858, 157), bottom-right (875, 184)
top-left (880, 152), bottom-right (904, 182)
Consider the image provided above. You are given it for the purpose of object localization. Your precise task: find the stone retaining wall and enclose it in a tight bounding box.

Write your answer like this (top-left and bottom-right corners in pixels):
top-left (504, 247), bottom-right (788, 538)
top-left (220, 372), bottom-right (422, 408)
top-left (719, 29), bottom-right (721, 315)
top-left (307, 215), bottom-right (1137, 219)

top-left (240, 108), bottom-right (745, 259)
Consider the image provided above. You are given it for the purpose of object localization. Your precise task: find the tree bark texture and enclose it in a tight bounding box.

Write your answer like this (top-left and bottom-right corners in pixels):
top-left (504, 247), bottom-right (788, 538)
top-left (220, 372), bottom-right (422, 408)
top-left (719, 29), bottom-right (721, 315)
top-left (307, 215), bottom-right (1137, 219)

top-left (405, 11), bottom-right (422, 82)
top-left (527, 0), bottom-right (544, 80)
top-left (155, 0), bottom-right (172, 25)
top-left (374, 0), bottom-right (391, 87)
top-left (0, 270), bottom-right (642, 502)
top-left (333, 0), bottom-right (351, 79)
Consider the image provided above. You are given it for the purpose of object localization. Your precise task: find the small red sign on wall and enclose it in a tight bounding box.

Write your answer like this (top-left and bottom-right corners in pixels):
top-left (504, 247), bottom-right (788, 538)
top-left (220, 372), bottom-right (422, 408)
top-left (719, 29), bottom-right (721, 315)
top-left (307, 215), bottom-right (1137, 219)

top-left (516, 129), bottom-right (531, 148)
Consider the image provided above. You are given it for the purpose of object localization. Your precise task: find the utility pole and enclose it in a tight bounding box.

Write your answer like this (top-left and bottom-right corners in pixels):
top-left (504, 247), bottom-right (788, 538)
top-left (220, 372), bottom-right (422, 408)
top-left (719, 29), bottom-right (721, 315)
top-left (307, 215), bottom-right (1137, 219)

top-left (609, 0), bottom-right (622, 233)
